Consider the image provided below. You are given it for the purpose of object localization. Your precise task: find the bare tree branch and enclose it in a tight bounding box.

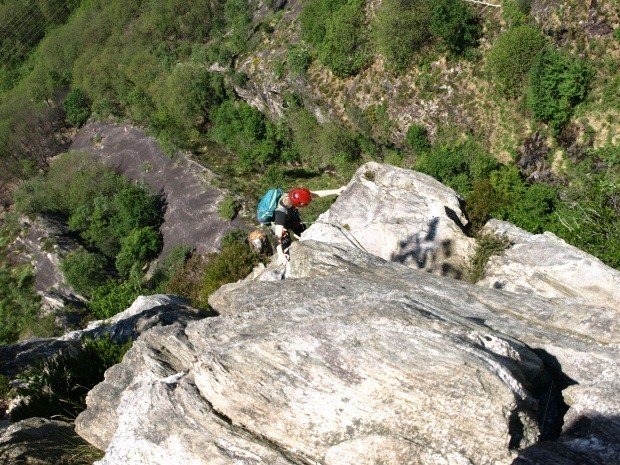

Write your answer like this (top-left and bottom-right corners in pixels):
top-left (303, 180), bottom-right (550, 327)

top-left (464, 0), bottom-right (501, 7)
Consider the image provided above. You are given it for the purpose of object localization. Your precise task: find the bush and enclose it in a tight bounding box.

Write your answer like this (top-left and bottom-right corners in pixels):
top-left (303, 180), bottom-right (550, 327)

top-left (11, 335), bottom-right (131, 421)
top-left (288, 45), bottom-right (313, 75)
top-left (60, 249), bottom-right (108, 296)
top-left (413, 136), bottom-right (499, 195)
top-left (405, 124), bottom-right (432, 154)
top-left (218, 196), bottom-right (241, 220)
top-left (63, 88), bottom-right (91, 127)
top-left (299, 0), bottom-right (349, 47)
top-left (318, 0), bottom-right (372, 78)
top-left (115, 227), bottom-right (162, 277)
top-left (199, 240), bottom-right (260, 304)
top-left (502, 0), bottom-right (531, 27)
top-left (527, 46), bottom-right (594, 133)
top-left (88, 279), bottom-right (142, 319)
top-left (429, 0), bottom-right (481, 55)
top-left (374, 0), bottom-right (432, 71)
top-left (466, 233), bottom-right (511, 283)
top-left (0, 263), bottom-right (41, 345)
top-left (487, 25), bottom-right (547, 98)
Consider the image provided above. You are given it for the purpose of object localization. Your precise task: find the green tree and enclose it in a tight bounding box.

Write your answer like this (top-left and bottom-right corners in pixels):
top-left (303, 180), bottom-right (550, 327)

top-left (527, 46), bottom-right (594, 132)
top-left (430, 0), bottom-right (481, 55)
top-left (60, 249), bottom-right (109, 296)
top-left (487, 25), bottom-right (547, 98)
top-left (63, 89), bottom-right (91, 127)
top-left (318, 0), bottom-right (372, 78)
top-left (115, 227), bottom-right (162, 277)
top-left (375, 0), bottom-right (432, 71)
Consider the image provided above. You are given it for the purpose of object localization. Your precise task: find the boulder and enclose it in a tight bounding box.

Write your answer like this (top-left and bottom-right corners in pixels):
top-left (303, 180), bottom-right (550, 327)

top-left (0, 417), bottom-right (94, 464)
top-left (0, 294), bottom-right (205, 379)
top-left (302, 162), bottom-right (476, 279)
top-left (479, 219), bottom-right (620, 311)
top-left (76, 240), bottom-right (619, 464)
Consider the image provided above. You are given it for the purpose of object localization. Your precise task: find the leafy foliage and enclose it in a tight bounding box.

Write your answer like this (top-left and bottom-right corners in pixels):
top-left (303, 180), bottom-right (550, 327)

top-left (501, 0), bottom-right (531, 27)
top-left (88, 279), bottom-right (142, 319)
top-left (11, 336), bottom-right (131, 421)
top-left (374, 0), bottom-right (432, 71)
top-left (198, 240), bottom-right (260, 304)
top-left (527, 47), bottom-right (594, 133)
top-left (487, 25), bottom-right (547, 98)
top-left (405, 124), bottom-right (432, 155)
top-left (60, 249), bottom-right (109, 296)
top-left (299, 0), bottom-right (349, 47)
top-left (115, 227), bottom-right (162, 277)
top-left (218, 196), bottom-right (241, 220)
top-left (0, 263), bottom-right (41, 345)
top-left (317, 0), bottom-right (372, 78)
top-left (466, 233), bottom-right (512, 283)
top-left (413, 136), bottom-right (499, 195)
top-left (63, 88), bottom-right (91, 127)
top-left (429, 0), bottom-right (481, 55)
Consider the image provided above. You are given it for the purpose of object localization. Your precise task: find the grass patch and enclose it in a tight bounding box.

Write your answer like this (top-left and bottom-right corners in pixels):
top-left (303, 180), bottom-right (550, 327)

top-left (466, 233), bottom-right (511, 283)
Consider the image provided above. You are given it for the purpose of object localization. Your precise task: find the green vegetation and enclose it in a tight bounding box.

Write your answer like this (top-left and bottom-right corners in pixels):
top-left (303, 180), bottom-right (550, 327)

top-left (466, 233), bottom-right (512, 283)
top-left (218, 196), bottom-right (241, 220)
top-left (0, 262), bottom-right (42, 345)
top-left (487, 25), bottom-right (547, 98)
top-left (527, 47), bottom-right (594, 133)
top-left (374, 0), bottom-right (432, 71)
top-left (63, 88), bottom-right (91, 127)
top-left (11, 336), bottom-right (131, 422)
top-left (429, 0), bottom-right (481, 56)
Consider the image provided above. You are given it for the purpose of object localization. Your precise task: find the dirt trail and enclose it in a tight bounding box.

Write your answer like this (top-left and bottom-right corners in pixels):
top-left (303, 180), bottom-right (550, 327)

top-left (71, 122), bottom-right (248, 258)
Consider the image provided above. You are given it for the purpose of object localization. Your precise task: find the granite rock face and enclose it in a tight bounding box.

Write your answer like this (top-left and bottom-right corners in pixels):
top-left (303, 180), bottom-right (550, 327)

top-left (73, 163), bottom-right (620, 465)
top-left (76, 241), bottom-right (619, 464)
top-left (302, 162), bottom-right (476, 279)
top-left (479, 219), bottom-right (620, 311)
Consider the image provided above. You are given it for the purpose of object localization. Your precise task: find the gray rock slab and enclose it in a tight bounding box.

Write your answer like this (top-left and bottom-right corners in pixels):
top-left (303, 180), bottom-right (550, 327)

top-left (301, 162), bottom-right (476, 278)
top-left (70, 123), bottom-right (248, 258)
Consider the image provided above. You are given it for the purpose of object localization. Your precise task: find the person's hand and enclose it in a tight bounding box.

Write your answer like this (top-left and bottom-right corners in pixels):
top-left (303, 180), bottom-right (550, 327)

top-left (278, 250), bottom-right (289, 266)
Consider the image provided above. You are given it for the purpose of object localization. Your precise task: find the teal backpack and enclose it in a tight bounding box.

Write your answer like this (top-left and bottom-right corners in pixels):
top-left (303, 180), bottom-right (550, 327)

top-left (256, 188), bottom-right (283, 225)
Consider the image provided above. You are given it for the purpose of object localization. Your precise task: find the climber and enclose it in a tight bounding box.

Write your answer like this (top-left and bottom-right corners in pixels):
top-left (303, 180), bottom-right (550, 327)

top-left (274, 186), bottom-right (345, 265)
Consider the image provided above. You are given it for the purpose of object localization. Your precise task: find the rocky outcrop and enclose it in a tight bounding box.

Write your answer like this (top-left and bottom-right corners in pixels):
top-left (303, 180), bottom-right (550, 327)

top-left (0, 295), bottom-right (205, 379)
top-left (0, 417), bottom-right (95, 464)
top-left (70, 123), bottom-right (249, 258)
top-left (480, 219), bottom-right (620, 311)
top-left (74, 165), bottom-right (620, 465)
top-left (8, 214), bottom-right (85, 313)
top-left (302, 162), bottom-right (475, 278)
top-left (75, 239), bottom-right (620, 465)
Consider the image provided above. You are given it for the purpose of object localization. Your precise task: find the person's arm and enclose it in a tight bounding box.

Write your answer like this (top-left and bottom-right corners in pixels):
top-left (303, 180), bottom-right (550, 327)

top-left (274, 224), bottom-right (288, 264)
top-left (310, 186), bottom-right (346, 198)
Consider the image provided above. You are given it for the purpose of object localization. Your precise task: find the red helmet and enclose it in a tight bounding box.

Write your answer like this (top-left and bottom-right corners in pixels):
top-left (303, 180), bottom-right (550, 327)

top-left (288, 188), bottom-right (312, 207)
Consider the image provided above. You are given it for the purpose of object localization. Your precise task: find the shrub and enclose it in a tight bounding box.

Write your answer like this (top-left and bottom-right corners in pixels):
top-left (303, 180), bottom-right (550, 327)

top-left (429, 0), bottom-right (481, 55)
top-left (0, 263), bottom-right (41, 345)
top-left (318, 0), bottom-right (372, 78)
top-left (88, 279), bottom-right (142, 319)
top-left (374, 0), bottom-right (432, 71)
top-left (60, 249), bottom-right (108, 296)
top-left (466, 233), bottom-right (511, 283)
top-left (405, 124), bottom-right (432, 154)
top-left (11, 336), bottom-right (131, 421)
top-left (166, 254), bottom-right (207, 306)
top-left (502, 0), bottom-right (531, 27)
top-left (218, 196), bottom-right (241, 220)
top-left (63, 88), bottom-right (91, 127)
top-left (527, 47), bottom-right (594, 133)
top-left (115, 227), bottom-right (162, 277)
top-left (413, 136), bottom-right (499, 195)
top-left (299, 0), bottom-right (349, 47)
top-left (198, 240), bottom-right (260, 304)
top-left (487, 25), bottom-right (547, 98)
top-left (287, 45), bottom-right (313, 75)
